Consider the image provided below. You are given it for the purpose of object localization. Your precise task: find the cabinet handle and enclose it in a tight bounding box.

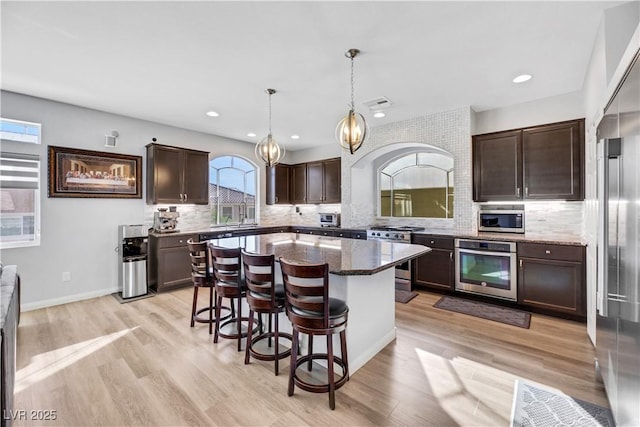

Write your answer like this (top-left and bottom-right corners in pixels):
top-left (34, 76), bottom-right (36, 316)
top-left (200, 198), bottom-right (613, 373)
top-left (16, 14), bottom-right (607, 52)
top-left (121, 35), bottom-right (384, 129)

top-left (179, 194), bottom-right (183, 201)
top-left (179, 239), bottom-right (183, 244)
top-left (275, 196), bottom-right (278, 202)
top-left (430, 240), bottom-right (435, 244)
top-left (545, 249), bottom-right (551, 254)
top-left (525, 187), bottom-right (529, 197)
top-left (449, 252), bottom-right (453, 261)
top-left (184, 193), bottom-right (188, 202)
top-left (519, 259), bottom-right (523, 268)
top-left (516, 187), bottom-right (521, 197)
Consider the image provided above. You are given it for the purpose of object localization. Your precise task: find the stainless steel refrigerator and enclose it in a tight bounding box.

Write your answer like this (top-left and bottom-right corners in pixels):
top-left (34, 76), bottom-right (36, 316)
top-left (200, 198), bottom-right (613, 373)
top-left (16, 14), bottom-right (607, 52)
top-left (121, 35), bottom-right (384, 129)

top-left (596, 49), bottom-right (640, 427)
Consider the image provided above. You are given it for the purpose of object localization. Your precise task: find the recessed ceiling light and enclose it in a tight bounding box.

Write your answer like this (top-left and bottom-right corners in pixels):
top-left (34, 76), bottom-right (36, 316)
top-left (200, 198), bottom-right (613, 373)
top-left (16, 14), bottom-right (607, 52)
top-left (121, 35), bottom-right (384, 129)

top-left (513, 74), bottom-right (532, 83)
top-left (206, 111), bottom-right (219, 117)
top-left (291, 134), bottom-right (300, 140)
top-left (247, 132), bottom-right (256, 137)
top-left (373, 111), bottom-right (385, 118)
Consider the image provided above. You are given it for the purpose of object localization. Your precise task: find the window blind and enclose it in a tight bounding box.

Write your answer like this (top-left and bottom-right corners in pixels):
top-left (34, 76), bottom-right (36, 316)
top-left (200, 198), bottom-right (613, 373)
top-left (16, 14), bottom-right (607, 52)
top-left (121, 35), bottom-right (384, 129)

top-left (0, 152), bottom-right (40, 189)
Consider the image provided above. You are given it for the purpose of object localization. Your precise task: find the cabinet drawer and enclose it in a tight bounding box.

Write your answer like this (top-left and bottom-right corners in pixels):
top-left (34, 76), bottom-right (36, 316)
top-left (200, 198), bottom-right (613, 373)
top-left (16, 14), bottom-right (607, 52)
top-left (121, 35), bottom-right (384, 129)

top-left (334, 231), bottom-right (352, 238)
top-left (351, 231), bottom-right (366, 239)
top-left (157, 234), bottom-right (197, 249)
top-left (517, 242), bottom-right (584, 262)
top-left (412, 235), bottom-right (454, 250)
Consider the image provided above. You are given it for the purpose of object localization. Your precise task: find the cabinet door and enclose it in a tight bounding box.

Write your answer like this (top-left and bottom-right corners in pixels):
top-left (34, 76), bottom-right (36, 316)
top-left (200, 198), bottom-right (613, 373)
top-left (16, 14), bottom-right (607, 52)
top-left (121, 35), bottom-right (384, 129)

top-left (323, 158), bottom-right (341, 203)
top-left (273, 164), bottom-right (291, 204)
top-left (183, 150), bottom-right (209, 204)
top-left (149, 145), bottom-right (183, 204)
top-left (291, 163), bottom-right (307, 203)
top-left (473, 130), bottom-right (522, 201)
top-left (518, 257), bottom-right (585, 316)
top-left (414, 248), bottom-right (454, 290)
top-left (522, 120), bottom-right (584, 200)
top-left (157, 245), bottom-right (193, 291)
top-left (306, 161), bottom-right (324, 203)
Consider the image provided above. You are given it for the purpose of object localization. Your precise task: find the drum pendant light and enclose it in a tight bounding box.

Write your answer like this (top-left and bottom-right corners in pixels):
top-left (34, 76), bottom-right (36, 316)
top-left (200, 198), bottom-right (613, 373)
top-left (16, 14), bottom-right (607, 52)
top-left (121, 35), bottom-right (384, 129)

top-left (255, 88), bottom-right (285, 167)
top-left (335, 48), bottom-right (368, 154)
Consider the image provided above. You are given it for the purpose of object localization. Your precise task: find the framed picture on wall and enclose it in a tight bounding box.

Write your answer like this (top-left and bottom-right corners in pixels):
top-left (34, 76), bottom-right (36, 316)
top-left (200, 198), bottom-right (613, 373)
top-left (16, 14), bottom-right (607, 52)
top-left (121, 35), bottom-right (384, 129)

top-left (48, 145), bottom-right (142, 198)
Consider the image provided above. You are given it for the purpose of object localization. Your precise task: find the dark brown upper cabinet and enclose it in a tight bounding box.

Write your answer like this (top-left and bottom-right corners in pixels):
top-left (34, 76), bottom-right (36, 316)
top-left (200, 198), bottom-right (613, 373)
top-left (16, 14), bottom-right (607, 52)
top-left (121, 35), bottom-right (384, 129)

top-left (291, 163), bottom-right (307, 204)
top-left (266, 164), bottom-right (291, 204)
top-left (307, 158), bottom-right (341, 204)
top-left (266, 158), bottom-right (341, 205)
top-left (146, 143), bottom-right (209, 205)
top-left (473, 119), bottom-right (584, 202)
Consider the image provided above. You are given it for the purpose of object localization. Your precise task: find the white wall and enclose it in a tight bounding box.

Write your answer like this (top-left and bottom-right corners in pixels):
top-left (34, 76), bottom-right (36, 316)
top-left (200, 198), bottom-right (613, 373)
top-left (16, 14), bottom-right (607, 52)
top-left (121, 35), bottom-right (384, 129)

top-left (0, 91), bottom-right (260, 310)
top-left (474, 91), bottom-right (584, 135)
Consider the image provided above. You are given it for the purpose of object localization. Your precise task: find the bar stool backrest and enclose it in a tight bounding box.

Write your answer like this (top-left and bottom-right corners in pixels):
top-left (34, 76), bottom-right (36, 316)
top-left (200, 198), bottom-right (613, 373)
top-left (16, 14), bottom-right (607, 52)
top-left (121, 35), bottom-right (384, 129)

top-left (279, 258), bottom-right (330, 330)
top-left (210, 245), bottom-right (242, 287)
top-left (242, 250), bottom-right (277, 308)
top-left (187, 239), bottom-right (211, 286)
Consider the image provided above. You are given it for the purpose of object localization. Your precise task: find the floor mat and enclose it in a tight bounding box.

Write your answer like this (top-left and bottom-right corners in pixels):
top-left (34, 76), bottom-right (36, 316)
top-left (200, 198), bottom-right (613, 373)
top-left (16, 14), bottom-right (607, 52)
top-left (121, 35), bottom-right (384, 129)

top-left (395, 289), bottom-right (418, 304)
top-left (433, 295), bottom-right (531, 328)
top-left (510, 379), bottom-right (614, 427)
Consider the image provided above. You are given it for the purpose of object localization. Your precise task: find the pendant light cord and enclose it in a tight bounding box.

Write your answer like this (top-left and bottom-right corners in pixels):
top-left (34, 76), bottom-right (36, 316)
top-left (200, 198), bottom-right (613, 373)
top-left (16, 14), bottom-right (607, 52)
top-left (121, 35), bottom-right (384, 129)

top-left (268, 92), bottom-right (272, 135)
top-left (350, 56), bottom-right (355, 110)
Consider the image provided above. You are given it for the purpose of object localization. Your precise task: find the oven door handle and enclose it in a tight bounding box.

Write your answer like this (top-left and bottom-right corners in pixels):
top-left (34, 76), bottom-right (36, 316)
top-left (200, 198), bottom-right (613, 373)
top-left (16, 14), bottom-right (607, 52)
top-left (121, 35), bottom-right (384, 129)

top-left (456, 248), bottom-right (514, 258)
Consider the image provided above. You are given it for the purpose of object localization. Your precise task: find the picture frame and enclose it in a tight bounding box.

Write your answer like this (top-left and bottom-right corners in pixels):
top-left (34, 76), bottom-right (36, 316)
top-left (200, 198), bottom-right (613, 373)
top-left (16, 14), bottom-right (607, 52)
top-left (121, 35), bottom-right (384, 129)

top-left (48, 145), bottom-right (142, 198)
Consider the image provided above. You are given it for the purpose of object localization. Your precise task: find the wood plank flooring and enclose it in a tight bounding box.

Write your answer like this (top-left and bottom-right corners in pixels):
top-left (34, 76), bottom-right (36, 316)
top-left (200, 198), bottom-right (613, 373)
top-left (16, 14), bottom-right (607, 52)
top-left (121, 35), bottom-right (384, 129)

top-left (11, 288), bottom-right (607, 426)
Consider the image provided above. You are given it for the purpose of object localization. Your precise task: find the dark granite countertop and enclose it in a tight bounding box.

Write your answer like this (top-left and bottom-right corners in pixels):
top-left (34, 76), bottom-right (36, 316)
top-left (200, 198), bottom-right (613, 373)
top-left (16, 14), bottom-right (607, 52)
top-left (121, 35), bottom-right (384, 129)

top-left (412, 231), bottom-right (586, 246)
top-left (204, 232), bottom-right (430, 276)
top-left (150, 225), bottom-right (366, 238)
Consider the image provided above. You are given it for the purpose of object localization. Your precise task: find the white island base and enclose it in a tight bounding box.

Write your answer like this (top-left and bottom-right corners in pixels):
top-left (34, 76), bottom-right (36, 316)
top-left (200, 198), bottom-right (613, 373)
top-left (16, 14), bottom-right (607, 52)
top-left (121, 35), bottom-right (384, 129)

top-left (272, 267), bottom-right (397, 374)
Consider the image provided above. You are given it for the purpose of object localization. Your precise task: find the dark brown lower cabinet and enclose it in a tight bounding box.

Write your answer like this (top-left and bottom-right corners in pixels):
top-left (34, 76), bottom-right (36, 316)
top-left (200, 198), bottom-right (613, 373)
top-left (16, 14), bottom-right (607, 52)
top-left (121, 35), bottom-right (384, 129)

top-left (517, 242), bottom-right (585, 317)
top-left (148, 233), bottom-right (198, 292)
top-left (412, 235), bottom-right (454, 291)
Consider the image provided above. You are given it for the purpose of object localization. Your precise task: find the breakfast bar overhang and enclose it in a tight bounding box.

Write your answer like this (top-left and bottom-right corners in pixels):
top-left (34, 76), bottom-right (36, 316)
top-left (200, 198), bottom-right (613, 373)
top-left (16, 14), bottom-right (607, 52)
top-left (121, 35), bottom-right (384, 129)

top-left (206, 232), bottom-right (431, 373)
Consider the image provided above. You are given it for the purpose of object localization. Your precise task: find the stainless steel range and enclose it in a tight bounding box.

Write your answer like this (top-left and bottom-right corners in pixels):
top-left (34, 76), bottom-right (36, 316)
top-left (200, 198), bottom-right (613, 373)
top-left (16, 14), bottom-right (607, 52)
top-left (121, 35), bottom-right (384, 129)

top-left (366, 226), bottom-right (424, 243)
top-left (367, 226), bottom-right (425, 280)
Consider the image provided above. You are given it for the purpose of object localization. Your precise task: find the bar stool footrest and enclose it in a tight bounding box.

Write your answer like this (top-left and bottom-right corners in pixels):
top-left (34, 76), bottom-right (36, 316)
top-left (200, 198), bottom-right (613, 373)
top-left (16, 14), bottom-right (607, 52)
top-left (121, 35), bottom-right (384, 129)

top-left (292, 353), bottom-right (349, 393)
top-left (194, 305), bottom-right (232, 324)
top-left (217, 316), bottom-right (261, 340)
top-left (248, 331), bottom-right (293, 361)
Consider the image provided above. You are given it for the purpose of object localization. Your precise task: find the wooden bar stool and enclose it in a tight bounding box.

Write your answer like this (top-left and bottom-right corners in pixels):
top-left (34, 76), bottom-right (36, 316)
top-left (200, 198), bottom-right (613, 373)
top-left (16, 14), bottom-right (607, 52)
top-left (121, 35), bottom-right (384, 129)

top-left (279, 257), bottom-right (349, 410)
top-left (186, 239), bottom-right (231, 334)
top-left (242, 250), bottom-right (293, 375)
top-left (210, 245), bottom-right (258, 351)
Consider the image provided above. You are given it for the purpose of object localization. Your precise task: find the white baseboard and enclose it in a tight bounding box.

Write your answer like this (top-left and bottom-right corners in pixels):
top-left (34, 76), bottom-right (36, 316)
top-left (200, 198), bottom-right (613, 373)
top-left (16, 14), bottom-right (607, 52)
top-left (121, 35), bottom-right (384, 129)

top-left (20, 286), bottom-right (120, 312)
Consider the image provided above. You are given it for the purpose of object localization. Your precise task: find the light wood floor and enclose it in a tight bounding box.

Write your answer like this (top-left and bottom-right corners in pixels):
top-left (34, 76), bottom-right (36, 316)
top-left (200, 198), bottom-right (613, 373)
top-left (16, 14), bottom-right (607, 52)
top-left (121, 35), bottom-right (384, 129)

top-left (12, 288), bottom-right (607, 426)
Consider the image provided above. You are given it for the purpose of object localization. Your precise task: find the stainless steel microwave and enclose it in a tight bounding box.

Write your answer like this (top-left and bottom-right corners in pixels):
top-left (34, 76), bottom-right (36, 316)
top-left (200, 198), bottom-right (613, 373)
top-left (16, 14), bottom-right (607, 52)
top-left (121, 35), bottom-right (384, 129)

top-left (478, 205), bottom-right (524, 233)
top-left (319, 213), bottom-right (340, 227)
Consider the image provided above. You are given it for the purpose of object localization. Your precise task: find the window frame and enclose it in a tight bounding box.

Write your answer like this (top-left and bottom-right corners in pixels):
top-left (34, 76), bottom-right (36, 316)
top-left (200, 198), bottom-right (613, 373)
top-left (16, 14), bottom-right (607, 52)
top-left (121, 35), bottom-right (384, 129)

top-left (0, 152), bottom-right (41, 249)
top-left (209, 155), bottom-right (258, 226)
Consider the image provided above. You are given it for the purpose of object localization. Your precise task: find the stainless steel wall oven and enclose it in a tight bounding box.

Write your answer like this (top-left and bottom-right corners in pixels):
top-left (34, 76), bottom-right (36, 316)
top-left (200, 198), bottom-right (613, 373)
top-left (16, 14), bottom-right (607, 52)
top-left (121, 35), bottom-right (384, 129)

top-left (454, 238), bottom-right (517, 301)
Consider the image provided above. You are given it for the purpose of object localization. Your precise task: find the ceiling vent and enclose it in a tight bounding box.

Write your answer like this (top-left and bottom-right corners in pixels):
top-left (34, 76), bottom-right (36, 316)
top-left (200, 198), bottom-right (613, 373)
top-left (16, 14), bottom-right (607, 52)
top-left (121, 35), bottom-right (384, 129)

top-left (363, 96), bottom-right (392, 111)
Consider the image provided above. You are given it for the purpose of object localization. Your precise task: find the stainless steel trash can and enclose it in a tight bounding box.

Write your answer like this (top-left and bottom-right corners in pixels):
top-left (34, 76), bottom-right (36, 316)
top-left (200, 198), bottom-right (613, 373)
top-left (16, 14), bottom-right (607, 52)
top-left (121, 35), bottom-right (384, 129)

top-left (118, 224), bottom-right (149, 298)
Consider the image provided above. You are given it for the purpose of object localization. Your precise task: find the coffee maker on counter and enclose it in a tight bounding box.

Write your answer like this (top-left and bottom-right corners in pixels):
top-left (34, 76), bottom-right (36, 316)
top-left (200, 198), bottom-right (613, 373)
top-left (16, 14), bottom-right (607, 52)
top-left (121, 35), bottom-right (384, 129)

top-left (153, 207), bottom-right (180, 233)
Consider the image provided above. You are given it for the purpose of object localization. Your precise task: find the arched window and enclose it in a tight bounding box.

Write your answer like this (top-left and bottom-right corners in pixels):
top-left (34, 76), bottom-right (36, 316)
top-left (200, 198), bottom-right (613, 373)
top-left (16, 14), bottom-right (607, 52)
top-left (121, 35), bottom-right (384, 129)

top-left (209, 156), bottom-right (257, 225)
top-left (378, 151), bottom-right (454, 219)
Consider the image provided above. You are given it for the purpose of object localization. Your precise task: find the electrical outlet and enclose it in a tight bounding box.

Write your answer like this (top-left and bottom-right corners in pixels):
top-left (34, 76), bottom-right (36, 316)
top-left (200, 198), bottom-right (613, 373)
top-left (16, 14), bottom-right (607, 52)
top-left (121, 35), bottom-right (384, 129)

top-left (62, 272), bottom-right (71, 282)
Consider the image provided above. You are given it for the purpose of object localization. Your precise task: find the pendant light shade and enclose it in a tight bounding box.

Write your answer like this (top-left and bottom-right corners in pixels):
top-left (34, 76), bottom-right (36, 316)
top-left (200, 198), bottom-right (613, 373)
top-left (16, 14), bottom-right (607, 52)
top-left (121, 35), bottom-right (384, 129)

top-left (335, 48), bottom-right (368, 154)
top-left (255, 88), bottom-right (285, 167)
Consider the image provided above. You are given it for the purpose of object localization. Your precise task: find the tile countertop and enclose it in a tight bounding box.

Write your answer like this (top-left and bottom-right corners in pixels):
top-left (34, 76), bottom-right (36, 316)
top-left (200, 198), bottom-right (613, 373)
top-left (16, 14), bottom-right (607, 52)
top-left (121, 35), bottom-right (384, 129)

top-left (203, 232), bottom-right (431, 276)
top-left (412, 231), bottom-right (586, 246)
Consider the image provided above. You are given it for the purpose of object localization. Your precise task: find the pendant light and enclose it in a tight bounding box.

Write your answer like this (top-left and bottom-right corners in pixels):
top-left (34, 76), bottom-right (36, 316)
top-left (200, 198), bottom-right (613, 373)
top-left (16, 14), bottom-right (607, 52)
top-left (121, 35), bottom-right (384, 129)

top-left (335, 48), bottom-right (368, 154)
top-left (255, 88), bottom-right (285, 167)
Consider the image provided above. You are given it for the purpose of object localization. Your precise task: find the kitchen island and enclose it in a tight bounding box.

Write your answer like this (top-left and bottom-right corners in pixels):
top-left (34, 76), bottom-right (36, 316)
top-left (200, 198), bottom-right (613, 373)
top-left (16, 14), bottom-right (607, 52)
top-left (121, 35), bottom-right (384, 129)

top-left (205, 232), bottom-right (431, 373)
